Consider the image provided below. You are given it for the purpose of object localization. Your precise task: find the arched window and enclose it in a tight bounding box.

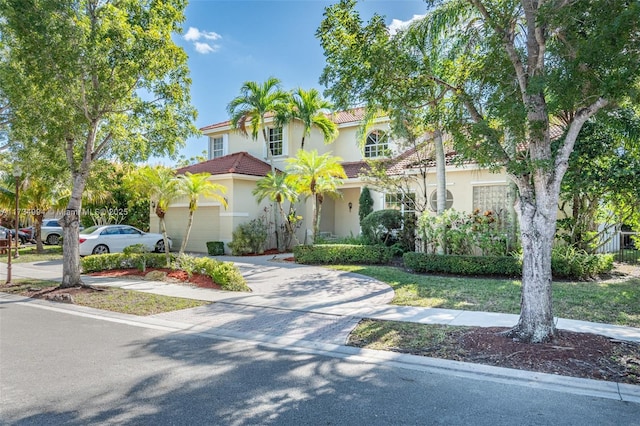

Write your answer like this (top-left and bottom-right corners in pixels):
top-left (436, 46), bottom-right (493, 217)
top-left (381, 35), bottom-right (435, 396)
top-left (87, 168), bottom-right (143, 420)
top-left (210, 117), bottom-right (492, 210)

top-left (429, 189), bottom-right (454, 211)
top-left (364, 130), bottom-right (388, 158)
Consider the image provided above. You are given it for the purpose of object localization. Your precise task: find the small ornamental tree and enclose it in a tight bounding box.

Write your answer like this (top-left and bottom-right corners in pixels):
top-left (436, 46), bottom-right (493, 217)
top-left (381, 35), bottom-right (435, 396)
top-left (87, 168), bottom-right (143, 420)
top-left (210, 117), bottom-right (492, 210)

top-left (358, 186), bottom-right (374, 224)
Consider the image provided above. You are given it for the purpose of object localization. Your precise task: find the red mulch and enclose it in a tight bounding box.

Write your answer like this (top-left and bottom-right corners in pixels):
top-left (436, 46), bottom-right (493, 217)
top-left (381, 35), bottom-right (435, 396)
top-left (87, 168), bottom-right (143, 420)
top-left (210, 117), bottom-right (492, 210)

top-left (87, 268), bottom-right (221, 289)
top-left (456, 327), bottom-right (640, 384)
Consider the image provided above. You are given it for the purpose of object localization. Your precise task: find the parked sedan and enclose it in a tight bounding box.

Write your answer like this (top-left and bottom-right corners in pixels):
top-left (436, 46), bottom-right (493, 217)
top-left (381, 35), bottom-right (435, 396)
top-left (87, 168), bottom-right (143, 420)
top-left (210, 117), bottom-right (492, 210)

top-left (0, 226), bottom-right (31, 244)
top-left (79, 225), bottom-right (171, 256)
top-left (23, 219), bottom-right (85, 245)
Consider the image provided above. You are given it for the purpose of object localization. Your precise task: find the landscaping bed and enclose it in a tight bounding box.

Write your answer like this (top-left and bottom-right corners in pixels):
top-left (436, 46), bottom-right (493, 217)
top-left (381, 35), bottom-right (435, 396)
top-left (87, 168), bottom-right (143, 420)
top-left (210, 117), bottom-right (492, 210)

top-left (87, 267), bottom-right (221, 289)
top-left (348, 320), bottom-right (640, 385)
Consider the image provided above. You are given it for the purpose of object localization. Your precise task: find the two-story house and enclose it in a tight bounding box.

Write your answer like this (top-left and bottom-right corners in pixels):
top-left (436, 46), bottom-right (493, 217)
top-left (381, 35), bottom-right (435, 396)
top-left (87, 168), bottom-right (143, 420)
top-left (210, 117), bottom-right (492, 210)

top-left (151, 108), bottom-right (511, 253)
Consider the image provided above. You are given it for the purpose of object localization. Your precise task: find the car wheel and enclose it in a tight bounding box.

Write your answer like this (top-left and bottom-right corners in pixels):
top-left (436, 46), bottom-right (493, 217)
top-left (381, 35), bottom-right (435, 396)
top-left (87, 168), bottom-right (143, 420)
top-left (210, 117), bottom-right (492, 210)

top-left (46, 234), bottom-right (60, 245)
top-left (92, 244), bottom-right (110, 255)
top-left (154, 239), bottom-right (166, 253)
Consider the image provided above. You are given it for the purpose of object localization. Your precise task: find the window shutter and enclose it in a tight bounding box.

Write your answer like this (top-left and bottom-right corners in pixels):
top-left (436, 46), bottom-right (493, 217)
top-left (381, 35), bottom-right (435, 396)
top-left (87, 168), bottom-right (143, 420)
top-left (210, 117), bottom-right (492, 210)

top-left (222, 134), bottom-right (229, 156)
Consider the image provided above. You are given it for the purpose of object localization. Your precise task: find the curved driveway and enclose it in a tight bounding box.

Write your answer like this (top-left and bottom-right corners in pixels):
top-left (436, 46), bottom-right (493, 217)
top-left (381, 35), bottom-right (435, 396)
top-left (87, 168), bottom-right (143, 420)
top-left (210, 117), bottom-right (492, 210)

top-left (150, 255), bottom-right (395, 345)
top-left (2, 255), bottom-right (395, 344)
top-left (217, 255), bottom-right (394, 310)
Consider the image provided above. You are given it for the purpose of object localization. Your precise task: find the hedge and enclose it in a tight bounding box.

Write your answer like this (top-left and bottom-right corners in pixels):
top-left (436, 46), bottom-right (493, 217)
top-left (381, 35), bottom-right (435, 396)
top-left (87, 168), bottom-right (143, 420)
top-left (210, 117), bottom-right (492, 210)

top-left (293, 244), bottom-right (393, 265)
top-left (403, 252), bottom-right (521, 277)
top-left (81, 253), bottom-right (170, 272)
top-left (404, 249), bottom-right (615, 280)
top-left (81, 253), bottom-right (250, 292)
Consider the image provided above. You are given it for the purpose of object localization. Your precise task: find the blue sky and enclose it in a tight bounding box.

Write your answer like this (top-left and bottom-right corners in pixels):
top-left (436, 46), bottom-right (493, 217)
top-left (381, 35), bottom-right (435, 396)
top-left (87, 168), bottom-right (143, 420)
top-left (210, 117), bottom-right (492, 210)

top-left (170, 0), bottom-right (428, 162)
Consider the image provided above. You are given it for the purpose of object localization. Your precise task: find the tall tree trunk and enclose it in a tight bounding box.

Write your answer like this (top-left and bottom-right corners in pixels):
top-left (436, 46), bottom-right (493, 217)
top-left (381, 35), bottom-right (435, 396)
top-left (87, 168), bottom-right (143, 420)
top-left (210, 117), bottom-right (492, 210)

top-left (311, 192), bottom-right (319, 242)
top-left (434, 129), bottom-right (446, 254)
top-left (507, 188), bottom-right (558, 342)
top-left (156, 207), bottom-right (171, 264)
top-left (262, 126), bottom-right (281, 250)
top-left (505, 92), bottom-right (606, 342)
top-left (60, 172), bottom-right (87, 288)
top-left (179, 211), bottom-right (194, 255)
top-left (34, 213), bottom-right (44, 254)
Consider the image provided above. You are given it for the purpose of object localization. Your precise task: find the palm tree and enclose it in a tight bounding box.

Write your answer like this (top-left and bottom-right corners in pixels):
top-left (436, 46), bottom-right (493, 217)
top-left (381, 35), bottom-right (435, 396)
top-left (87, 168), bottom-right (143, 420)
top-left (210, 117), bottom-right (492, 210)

top-left (253, 171), bottom-right (299, 250)
top-left (227, 77), bottom-right (291, 173)
top-left (227, 77), bottom-right (290, 250)
top-left (20, 178), bottom-right (69, 253)
top-left (286, 150), bottom-right (346, 242)
top-left (176, 172), bottom-right (227, 255)
top-left (285, 88), bottom-right (338, 150)
top-left (124, 165), bottom-right (180, 262)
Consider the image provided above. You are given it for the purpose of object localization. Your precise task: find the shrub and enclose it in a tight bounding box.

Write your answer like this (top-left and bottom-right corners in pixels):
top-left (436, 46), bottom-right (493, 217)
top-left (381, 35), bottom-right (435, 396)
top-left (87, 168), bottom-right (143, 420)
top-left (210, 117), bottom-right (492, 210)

top-left (361, 209), bottom-right (403, 246)
top-left (122, 244), bottom-right (151, 271)
top-left (172, 254), bottom-right (249, 291)
top-left (206, 241), bottom-right (225, 256)
top-left (358, 186), bottom-right (374, 224)
top-left (403, 252), bottom-right (522, 276)
top-left (81, 252), bottom-right (170, 273)
top-left (418, 208), bottom-right (513, 256)
top-left (315, 233), bottom-right (366, 245)
top-left (548, 245), bottom-right (614, 280)
top-left (81, 252), bottom-right (250, 292)
top-left (227, 218), bottom-right (268, 255)
top-left (404, 248), bottom-right (614, 280)
top-left (294, 244), bottom-right (393, 265)
top-left (123, 243), bottom-right (149, 255)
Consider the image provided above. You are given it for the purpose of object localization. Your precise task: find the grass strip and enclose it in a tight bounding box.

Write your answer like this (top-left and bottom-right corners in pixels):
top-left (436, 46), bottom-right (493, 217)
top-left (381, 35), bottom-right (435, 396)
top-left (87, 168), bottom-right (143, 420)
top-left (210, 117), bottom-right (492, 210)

top-left (0, 279), bottom-right (209, 316)
top-left (331, 265), bottom-right (640, 327)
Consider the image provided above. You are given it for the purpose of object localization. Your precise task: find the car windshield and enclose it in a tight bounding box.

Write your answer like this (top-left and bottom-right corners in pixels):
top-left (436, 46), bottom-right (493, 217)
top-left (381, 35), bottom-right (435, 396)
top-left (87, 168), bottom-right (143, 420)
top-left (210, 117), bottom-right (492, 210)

top-left (80, 226), bottom-right (101, 235)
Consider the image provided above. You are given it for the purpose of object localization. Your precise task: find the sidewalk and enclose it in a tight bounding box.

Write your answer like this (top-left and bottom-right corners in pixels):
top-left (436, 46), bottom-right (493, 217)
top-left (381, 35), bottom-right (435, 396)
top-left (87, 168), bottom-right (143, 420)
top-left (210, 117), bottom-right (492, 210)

top-left (3, 255), bottom-right (640, 344)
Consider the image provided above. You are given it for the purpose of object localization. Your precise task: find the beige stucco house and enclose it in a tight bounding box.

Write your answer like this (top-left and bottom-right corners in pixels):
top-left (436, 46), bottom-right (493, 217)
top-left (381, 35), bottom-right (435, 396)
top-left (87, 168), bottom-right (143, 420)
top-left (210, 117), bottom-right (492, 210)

top-left (151, 108), bottom-right (511, 253)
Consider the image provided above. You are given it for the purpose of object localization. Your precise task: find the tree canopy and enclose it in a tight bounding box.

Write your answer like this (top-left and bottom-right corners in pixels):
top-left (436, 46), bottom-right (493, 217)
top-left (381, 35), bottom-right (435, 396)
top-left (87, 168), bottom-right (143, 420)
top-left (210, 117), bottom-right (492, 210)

top-left (318, 0), bottom-right (640, 342)
top-left (0, 0), bottom-right (198, 286)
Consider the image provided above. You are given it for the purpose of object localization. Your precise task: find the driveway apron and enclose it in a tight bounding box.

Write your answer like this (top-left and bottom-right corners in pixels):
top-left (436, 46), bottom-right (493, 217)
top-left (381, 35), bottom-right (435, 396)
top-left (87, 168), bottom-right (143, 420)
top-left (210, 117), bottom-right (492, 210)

top-left (152, 255), bottom-right (394, 344)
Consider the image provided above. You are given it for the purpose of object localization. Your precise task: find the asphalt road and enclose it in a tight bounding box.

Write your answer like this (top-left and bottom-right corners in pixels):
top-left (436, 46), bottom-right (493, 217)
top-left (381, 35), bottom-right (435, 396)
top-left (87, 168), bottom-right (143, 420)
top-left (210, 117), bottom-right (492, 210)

top-left (1, 301), bottom-right (639, 425)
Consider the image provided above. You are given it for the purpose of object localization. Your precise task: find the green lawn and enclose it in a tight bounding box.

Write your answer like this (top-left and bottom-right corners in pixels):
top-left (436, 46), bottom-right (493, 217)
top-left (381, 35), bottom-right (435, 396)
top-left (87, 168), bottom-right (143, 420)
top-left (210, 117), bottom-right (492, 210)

top-left (1, 279), bottom-right (209, 316)
top-left (331, 265), bottom-right (640, 328)
top-left (0, 246), bottom-right (63, 263)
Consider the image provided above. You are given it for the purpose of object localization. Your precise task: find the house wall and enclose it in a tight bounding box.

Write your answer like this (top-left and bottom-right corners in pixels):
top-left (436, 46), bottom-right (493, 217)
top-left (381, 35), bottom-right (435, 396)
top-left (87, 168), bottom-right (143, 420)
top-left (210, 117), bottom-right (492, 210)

top-left (334, 187), bottom-right (361, 238)
top-left (163, 206), bottom-right (221, 253)
top-left (189, 116), bottom-right (515, 252)
top-left (211, 118), bottom-right (395, 170)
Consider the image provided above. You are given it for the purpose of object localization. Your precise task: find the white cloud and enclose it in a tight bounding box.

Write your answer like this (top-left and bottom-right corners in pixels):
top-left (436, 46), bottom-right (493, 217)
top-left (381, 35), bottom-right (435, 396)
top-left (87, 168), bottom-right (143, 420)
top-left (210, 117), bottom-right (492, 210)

top-left (194, 42), bottom-right (219, 54)
top-left (388, 14), bottom-right (426, 36)
top-left (184, 27), bottom-right (222, 54)
top-left (184, 27), bottom-right (221, 42)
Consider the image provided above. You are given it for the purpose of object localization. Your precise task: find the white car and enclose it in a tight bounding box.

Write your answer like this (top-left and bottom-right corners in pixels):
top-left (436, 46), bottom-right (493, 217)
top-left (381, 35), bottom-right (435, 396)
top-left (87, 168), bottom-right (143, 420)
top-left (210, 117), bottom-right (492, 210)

top-left (79, 225), bottom-right (171, 256)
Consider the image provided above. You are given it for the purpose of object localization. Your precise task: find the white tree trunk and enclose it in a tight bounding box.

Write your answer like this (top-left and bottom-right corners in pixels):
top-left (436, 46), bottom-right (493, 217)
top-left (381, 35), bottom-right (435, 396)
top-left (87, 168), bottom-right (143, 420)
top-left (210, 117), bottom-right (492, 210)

top-left (508, 188), bottom-right (558, 342)
top-left (506, 96), bottom-right (608, 342)
top-left (434, 130), bottom-right (446, 254)
top-left (60, 172), bottom-right (87, 288)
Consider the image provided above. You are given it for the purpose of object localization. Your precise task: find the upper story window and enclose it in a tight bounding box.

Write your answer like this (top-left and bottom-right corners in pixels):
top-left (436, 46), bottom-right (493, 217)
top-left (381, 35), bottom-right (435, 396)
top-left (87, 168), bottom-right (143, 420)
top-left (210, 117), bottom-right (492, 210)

top-left (268, 126), bottom-right (283, 156)
top-left (209, 134), bottom-right (228, 159)
top-left (364, 130), bottom-right (389, 158)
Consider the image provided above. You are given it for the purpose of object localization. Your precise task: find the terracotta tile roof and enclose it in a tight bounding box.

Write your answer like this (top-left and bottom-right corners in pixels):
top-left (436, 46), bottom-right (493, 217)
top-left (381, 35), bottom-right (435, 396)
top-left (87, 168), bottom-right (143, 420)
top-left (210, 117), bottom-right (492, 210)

top-left (200, 108), bottom-right (368, 132)
top-left (329, 107), bottom-right (366, 125)
top-left (175, 152), bottom-right (274, 177)
top-left (341, 160), bottom-right (370, 179)
top-left (381, 144), bottom-right (464, 176)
